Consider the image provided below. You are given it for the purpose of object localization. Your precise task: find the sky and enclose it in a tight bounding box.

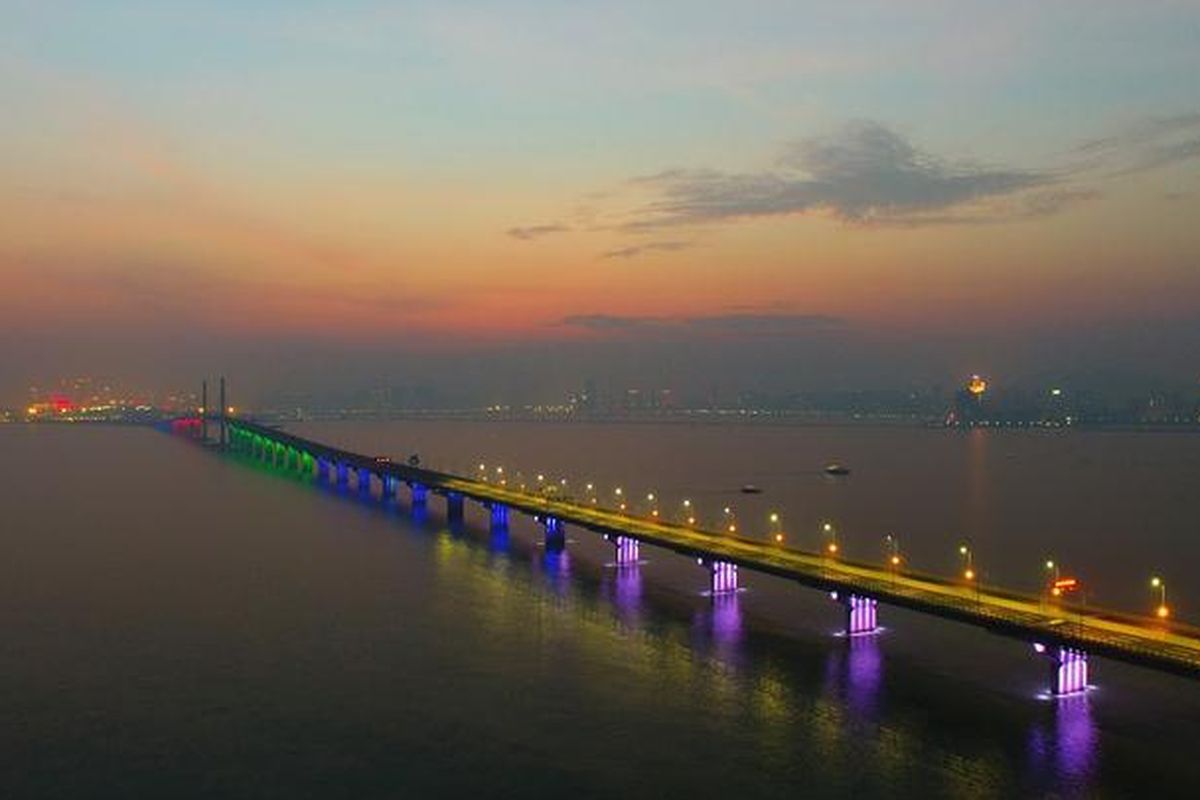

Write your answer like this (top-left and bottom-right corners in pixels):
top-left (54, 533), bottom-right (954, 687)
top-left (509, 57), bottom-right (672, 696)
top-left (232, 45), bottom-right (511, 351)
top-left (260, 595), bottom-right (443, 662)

top-left (2, 1), bottom-right (1199, 404)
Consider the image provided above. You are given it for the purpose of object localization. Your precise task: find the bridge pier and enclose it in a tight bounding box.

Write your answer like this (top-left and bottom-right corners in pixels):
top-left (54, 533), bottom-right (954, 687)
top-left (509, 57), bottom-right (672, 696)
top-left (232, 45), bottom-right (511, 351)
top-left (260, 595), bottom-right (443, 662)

top-left (542, 516), bottom-right (566, 551)
top-left (357, 468), bottom-right (371, 494)
top-left (446, 492), bottom-right (465, 523)
top-left (317, 458), bottom-right (330, 482)
top-left (833, 592), bottom-right (879, 636)
top-left (1035, 644), bottom-right (1090, 695)
top-left (410, 482), bottom-right (428, 507)
top-left (381, 475), bottom-right (396, 500)
top-left (604, 534), bottom-right (640, 566)
top-left (336, 462), bottom-right (349, 486)
top-left (699, 558), bottom-right (738, 595)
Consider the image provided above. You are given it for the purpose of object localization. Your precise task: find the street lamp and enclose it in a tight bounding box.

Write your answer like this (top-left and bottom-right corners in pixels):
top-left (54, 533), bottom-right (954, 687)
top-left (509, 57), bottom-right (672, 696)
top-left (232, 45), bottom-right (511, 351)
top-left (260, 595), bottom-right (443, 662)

top-left (682, 499), bottom-right (695, 526)
top-left (959, 544), bottom-right (975, 581)
top-left (1045, 559), bottom-right (1066, 597)
top-left (615, 487), bottom-right (626, 513)
top-left (723, 506), bottom-right (737, 534)
top-left (770, 512), bottom-right (784, 544)
top-left (1151, 576), bottom-right (1170, 619)
top-left (885, 534), bottom-right (901, 568)
top-left (823, 522), bottom-right (838, 556)
top-left (646, 492), bottom-right (659, 519)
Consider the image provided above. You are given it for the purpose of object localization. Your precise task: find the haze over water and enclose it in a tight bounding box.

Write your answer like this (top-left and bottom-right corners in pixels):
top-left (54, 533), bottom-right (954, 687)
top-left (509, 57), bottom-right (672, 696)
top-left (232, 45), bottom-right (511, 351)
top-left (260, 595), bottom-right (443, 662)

top-left (4, 421), bottom-right (1200, 798)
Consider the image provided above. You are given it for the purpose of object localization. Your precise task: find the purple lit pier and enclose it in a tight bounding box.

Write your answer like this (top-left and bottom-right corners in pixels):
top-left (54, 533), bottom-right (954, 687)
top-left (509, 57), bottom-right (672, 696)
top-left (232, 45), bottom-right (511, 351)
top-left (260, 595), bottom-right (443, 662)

top-left (844, 594), bottom-right (879, 636)
top-left (336, 462), bottom-right (349, 486)
top-left (381, 475), bottom-right (396, 499)
top-left (409, 482), bottom-right (428, 506)
top-left (605, 534), bottom-right (640, 566)
top-left (357, 467), bottom-right (371, 493)
top-left (700, 558), bottom-right (738, 594)
top-left (1036, 644), bottom-right (1090, 695)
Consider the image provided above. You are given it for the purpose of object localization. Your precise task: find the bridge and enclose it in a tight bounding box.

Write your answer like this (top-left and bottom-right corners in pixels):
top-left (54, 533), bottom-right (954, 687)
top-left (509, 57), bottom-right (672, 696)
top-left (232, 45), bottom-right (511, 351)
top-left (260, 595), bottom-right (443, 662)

top-left (172, 412), bottom-right (1200, 696)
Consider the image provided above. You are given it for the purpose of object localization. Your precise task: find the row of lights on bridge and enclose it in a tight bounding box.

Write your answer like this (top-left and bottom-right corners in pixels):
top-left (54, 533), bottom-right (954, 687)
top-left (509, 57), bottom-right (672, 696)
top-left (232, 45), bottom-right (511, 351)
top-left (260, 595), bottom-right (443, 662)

top-left (471, 461), bottom-right (1174, 621)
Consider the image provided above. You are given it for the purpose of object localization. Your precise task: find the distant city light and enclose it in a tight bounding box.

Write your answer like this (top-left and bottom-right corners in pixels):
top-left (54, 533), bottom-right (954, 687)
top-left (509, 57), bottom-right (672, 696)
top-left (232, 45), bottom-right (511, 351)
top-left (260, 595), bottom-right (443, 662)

top-left (968, 375), bottom-right (988, 396)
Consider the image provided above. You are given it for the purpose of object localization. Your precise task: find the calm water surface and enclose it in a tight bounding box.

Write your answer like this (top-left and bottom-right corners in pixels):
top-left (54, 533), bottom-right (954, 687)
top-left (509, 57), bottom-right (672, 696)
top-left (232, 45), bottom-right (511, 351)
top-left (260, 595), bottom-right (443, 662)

top-left (3, 421), bottom-right (1200, 798)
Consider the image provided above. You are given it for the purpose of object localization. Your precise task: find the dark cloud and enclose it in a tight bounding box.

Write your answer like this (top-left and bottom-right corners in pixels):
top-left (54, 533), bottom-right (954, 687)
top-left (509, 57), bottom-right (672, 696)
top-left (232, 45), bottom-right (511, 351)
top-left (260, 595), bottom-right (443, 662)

top-left (559, 313), bottom-right (662, 330)
top-left (624, 121), bottom-right (1056, 229)
top-left (560, 311), bottom-right (845, 337)
top-left (506, 223), bottom-right (570, 240)
top-left (601, 240), bottom-right (692, 259)
top-left (682, 313), bottom-right (844, 336)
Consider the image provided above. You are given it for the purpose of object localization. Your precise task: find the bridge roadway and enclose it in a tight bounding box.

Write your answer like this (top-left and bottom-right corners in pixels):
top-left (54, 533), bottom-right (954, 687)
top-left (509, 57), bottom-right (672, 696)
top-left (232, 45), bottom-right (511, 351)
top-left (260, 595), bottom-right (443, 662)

top-left (224, 418), bottom-right (1200, 683)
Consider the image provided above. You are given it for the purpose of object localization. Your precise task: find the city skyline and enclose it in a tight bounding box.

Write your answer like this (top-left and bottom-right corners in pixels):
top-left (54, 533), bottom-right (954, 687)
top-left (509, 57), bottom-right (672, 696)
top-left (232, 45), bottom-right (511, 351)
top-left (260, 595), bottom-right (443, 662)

top-left (3, 2), bottom-right (1199, 401)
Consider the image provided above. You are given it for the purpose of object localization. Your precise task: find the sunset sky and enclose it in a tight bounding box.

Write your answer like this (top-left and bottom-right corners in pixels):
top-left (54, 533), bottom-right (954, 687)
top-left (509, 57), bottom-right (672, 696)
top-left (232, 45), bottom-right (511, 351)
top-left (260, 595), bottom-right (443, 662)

top-left (2, 1), bottom-right (1199, 402)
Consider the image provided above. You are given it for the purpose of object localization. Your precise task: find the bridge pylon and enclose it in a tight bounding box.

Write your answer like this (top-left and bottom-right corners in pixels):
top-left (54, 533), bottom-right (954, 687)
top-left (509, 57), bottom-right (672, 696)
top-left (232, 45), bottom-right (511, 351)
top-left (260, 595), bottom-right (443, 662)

top-left (699, 557), bottom-right (738, 595)
top-left (832, 592), bottom-right (879, 636)
top-left (604, 534), bottom-right (640, 566)
top-left (1035, 643), bottom-right (1090, 695)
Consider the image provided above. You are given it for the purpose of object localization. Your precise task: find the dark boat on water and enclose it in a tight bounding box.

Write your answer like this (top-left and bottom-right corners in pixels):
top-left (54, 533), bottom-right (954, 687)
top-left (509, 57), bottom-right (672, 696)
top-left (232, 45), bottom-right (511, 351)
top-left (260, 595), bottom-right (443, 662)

top-left (740, 484), bottom-right (763, 494)
top-left (824, 464), bottom-right (850, 476)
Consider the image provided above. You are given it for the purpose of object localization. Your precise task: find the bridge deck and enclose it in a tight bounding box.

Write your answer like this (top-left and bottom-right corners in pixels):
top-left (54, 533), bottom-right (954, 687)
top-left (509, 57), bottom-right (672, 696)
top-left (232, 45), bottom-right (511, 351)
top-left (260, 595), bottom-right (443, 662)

top-left (226, 418), bottom-right (1200, 681)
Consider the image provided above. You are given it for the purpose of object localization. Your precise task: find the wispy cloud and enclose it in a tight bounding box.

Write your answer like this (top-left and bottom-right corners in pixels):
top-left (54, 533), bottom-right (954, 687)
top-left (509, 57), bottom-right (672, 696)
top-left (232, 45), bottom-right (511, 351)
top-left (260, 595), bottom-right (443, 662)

top-left (601, 240), bottom-right (692, 259)
top-left (560, 313), bottom-right (662, 331)
top-left (506, 223), bottom-right (571, 240)
top-left (560, 311), bottom-right (844, 338)
top-left (1076, 112), bottom-right (1200, 175)
top-left (621, 121), bottom-right (1059, 229)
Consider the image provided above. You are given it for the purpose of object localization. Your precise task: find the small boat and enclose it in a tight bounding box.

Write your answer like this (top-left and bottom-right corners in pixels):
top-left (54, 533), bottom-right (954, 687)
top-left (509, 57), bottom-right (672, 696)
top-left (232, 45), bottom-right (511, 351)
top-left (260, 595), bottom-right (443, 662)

top-left (823, 464), bottom-right (850, 476)
top-left (740, 484), bottom-right (763, 494)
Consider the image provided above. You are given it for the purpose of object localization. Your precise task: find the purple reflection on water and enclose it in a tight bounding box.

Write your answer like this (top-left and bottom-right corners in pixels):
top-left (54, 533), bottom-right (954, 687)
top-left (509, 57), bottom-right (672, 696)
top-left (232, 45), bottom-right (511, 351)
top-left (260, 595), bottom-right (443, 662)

top-left (1055, 694), bottom-right (1098, 780)
top-left (846, 633), bottom-right (882, 716)
top-left (823, 633), bottom-right (883, 720)
top-left (601, 564), bottom-right (643, 627)
top-left (1028, 692), bottom-right (1098, 788)
top-left (710, 594), bottom-right (739, 642)
top-left (614, 565), bottom-right (642, 612)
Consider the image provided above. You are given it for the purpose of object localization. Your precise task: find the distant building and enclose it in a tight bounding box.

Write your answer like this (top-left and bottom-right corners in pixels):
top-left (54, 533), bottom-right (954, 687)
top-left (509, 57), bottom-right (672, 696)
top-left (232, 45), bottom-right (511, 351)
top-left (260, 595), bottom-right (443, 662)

top-left (948, 374), bottom-right (988, 425)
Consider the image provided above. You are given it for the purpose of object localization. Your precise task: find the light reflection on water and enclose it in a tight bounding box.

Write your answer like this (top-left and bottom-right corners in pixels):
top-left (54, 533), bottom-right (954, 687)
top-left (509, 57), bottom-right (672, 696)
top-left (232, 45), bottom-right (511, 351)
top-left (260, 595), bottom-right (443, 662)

top-left (3, 424), bottom-right (1198, 797)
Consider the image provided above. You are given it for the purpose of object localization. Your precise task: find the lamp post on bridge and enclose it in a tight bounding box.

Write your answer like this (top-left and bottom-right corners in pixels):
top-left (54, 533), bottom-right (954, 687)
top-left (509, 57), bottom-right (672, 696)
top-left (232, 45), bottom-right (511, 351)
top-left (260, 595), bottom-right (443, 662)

top-left (1151, 576), bottom-right (1170, 621)
top-left (1043, 559), bottom-right (1058, 609)
top-left (959, 543), bottom-right (980, 604)
top-left (822, 521), bottom-right (838, 557)
top-left (646, 492), bottom-right (659, 520)
top-left (769, 512), bottom-right (783, 544)
top-left (885, 534), bottom-right (901, 584)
